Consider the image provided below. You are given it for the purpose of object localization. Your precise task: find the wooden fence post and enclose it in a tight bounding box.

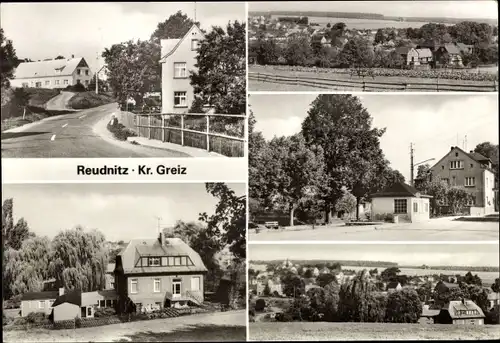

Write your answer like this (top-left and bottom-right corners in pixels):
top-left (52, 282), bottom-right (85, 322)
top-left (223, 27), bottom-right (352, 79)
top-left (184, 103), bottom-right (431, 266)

top-left (136, 114), bottom-right (140, 137)
top-left (206, 115), bottom-right (210, 152)
top-left (436, 76), bottom-right (439, 92)
top-left (181, 114), bottom-right (184, 146)
top-left (161, 115), bottom-right (165, 142)
top-left (148, 113), bottom-right (152, 139)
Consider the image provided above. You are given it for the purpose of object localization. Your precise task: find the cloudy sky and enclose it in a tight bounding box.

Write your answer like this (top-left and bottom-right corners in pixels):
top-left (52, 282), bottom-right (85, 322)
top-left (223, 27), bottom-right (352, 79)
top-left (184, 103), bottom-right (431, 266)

top-left (0, 2), bottom-right (246, 75)
top-left (250, 94), bottom-right (498, 182)
top-left (249, 243), bottom-right (499, 267)
top-left (2, 183), bottom-right (245, 242)
top-left (249, 1), bottom-right (498, 20)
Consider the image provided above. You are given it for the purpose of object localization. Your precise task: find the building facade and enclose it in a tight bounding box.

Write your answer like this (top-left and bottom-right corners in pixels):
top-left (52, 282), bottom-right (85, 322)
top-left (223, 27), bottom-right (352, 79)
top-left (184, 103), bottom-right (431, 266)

top-left (160, 24), bottom-right (204, 113)
top-left (11, 57), bottom-right (93, 89)
top-left (114, 233), bottom-right (207, 312)
top-left (20, 291), bottom-right (59, 317)
top-left (430, 146), bottom-right (496, 215)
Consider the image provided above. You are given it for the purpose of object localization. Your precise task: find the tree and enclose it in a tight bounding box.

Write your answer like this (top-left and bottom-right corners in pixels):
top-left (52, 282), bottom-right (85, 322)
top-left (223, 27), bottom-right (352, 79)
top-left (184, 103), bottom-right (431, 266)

top-left (255, 37), bottom-right (280, 65)
top-left (464, 271), bottom-right (482, 286)
top-left (1, 28), bottom-right (18, 88)
top-left (418, 23), bottom-right (448, 43)
top-left (151, 11), bottom-right (199, 41)
top-left (282, 272), bottom-right (305, 298)
top-left (474, 142), bottom-right (499, 175)
top-left (255, 298), bottom-right (266, 311)
top-left (87, 74), bottom-right (108, 93)
top-left (447, 186), bottom-right (471, 214)
top-left (380, 267), bottom-right (401, 281)
top-left (48, 227), bottom-right (109, 292)
top-left (190, 21), bottom-right (246, 115)
top-left (374, 29), bottom-right (386, 44)
top-left (263, 283), bottom-right (271, 297)
top-left (385, 288), bottom-right (422, 323)
top-left (337, 37), bottom-right (374, 67)
top-left (2, 198), bottom-right (33, 250)
top-left (199, 183), bottom-right (246, 260)
top-left (317, 273), bottom-right (337, 288)
top-left (304, 269), bottom-right (313, 279)
top-left (54, 55), bottom-right (65, 60)
top-left (492, 278), bottom-right (500, 293)
top-left (301, 95), bottom-right (386, 223)
top-left (417, 177), bottom-right (449, 216)
top-left (417, 282), bottom-right (433, 302)
top-left (284, 35), bottom-right (313, 66)
top-left (338, 270), bottom-right (379, 322)
top-left (335, 191), bottom-right (357, 219)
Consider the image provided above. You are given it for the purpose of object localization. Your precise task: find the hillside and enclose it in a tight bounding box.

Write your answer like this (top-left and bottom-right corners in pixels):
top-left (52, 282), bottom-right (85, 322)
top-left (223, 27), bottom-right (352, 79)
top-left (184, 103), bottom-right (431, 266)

top-left (250, 259), bottom-right (398, 268)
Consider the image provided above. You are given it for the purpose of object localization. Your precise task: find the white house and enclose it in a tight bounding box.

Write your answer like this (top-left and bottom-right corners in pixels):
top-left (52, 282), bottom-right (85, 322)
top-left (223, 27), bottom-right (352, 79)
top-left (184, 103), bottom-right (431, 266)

top-left (159, 24), bottom-right (204, 113)
top-left (11, 57), bottom-right (92, 89)
top-left (370, 182), bottom-right (432, 223)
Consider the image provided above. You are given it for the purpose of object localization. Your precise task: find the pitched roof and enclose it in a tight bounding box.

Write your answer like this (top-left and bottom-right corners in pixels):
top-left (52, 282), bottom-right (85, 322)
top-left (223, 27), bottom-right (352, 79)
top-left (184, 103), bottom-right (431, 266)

top-left (117, 237), bottom-right (207, 275)
top-left (387, 281), bottom-right (401, 290)
top-left (52, 290), bottom-right (82, 307)
top-left (81, 289), bottom-right (117, 306)
top-left (14, 57), bottom-right (88, 79)
top-left (455, 42), bottom-right (473, 51)
top-left (469, 152), bottom-right (490, 162)
top-left (395, 46), bottom-right (412, 55)
top-left (442, 43), bottom-right (461, 54)
top-left (21, 291), bottom-right (59, 301)
top-left (416, 48), bottom-right (433, 58)
top-left (159, 24), bottom-right (204, 62)
top-left (430, 146), bottom-right (493, 171)
top-left (443, 300), bottom-right (485, 319)
top-left (371, 182), bottom-right (432, 198)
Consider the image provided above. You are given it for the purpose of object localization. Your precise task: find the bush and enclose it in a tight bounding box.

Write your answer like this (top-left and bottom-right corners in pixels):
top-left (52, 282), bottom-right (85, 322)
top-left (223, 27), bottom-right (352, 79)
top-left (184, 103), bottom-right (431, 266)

top-left (107, 120), bottom-right (137, 141)
top-left (275, 312), bottom-right (293, 322)
top-left (75, 316), bottom-right (82, 328)
top-left (65, 83), bottom-right (87, 92)
top-left (25, 312), bottom-right (48, 324)
top-left (94, 307), bottom-right (116, 318)
top-left (255, 298), bottom-right (266, 312)
top-left (69, 92), bottom-right (114, 109)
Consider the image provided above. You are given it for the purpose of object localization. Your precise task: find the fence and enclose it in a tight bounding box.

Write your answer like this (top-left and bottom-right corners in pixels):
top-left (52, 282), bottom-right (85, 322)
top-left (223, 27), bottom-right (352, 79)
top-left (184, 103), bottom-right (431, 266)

top-left (249, 72), bottom-right (498, 92)
top-left (134, 112), bottom-right (246, 157)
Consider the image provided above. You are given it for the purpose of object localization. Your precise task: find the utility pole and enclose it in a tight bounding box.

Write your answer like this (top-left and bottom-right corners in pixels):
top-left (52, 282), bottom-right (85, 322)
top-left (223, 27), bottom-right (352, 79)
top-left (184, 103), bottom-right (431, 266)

top-left (410, 143), bottom-right (414, 186)
top-left (154, 216), bottom-right (162, 236)
top-left (194, 2), bottom-right (197, 22)
top-left (95, 52), bottom-right (99, 95)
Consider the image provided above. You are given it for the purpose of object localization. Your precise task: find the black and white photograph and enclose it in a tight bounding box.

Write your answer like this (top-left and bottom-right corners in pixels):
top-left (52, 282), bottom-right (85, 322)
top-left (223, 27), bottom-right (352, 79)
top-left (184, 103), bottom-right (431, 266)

top-left (1, 2), bottom-right (246, 158)
top-left (248, 1), bottom-right (498, 92)
top-left (249, 93), bottom-right (499, 242)
top-left (248, 243), bottom-right (500, 341)
top-left (2, 183), bottom-right (246, 342)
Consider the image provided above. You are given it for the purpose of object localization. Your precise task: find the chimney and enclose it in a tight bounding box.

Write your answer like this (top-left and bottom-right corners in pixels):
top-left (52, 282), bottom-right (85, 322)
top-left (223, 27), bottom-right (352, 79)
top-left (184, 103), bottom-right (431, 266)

top-left (59, 287), bottom-right (64, 296)
top-left (450, 146), bottom-right (454, 150)
top-left (71, 54), bottom-right (74, 58)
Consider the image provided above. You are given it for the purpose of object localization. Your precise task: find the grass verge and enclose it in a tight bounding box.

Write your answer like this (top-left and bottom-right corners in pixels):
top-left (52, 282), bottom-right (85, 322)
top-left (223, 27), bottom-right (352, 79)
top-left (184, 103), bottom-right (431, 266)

top-left (69, 92), bottom-right (115, 109)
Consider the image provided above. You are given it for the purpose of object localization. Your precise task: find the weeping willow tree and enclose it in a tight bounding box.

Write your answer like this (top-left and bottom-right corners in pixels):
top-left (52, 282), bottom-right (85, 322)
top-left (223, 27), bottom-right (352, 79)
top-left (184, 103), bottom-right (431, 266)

top-left (338, 269), bottom-right (384, 322)
top-left (48, 227), bottom-right (108, 292)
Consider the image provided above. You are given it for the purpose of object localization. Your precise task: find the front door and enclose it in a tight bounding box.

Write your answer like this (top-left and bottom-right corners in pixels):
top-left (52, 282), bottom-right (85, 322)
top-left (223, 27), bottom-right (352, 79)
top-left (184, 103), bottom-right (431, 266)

top-left (172, 280), bottom-right (181, 298)
top-left (81, 307), bottom-right (86, 318)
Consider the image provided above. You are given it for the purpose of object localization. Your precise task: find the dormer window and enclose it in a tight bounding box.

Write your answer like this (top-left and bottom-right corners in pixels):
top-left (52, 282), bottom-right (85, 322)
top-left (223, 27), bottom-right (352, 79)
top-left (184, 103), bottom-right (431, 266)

top-left (148, 257), bottom-right (160, 266)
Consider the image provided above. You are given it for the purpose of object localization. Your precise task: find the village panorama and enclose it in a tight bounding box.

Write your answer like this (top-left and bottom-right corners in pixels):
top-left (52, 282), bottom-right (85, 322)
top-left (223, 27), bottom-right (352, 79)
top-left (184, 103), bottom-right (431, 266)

top-left (248, 244), bottom-right (500, 340)
top-left (248, 1), bottom-right (498, 92)
top-left (2, 182), bottom-right (247, 342)
top-left (249, 93), bottom-right (499, 242)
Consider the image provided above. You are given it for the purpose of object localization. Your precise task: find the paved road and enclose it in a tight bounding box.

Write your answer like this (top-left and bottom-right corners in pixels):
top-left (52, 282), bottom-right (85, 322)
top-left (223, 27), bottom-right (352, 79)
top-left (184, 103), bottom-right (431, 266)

top-left (45, 91), bottom-right (76, 111)
top-left (249, 217), bottom-right (499, 241)
top-left (4, 310), bottom-right (246, 342)
top-left (1, 103), bottom-right (189, 158)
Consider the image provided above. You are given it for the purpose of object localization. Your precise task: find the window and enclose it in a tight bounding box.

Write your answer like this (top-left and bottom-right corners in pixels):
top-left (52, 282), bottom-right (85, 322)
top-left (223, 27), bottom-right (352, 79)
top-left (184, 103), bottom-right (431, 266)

top-left (455, 152), bottom-right (459, 157)
top-left (467, 197), bottom-right (476, 206)
top-left (394, 199), bottom-right (407, 214)
top-left (174, 257), bottom-right (182, 266)
top-left (55, 80), bottom-right (60, 85)
top-left (35, 82), bottom-right (42, 88)
top-left (172, 280), bottom-right (182, 296)
top-left (168, 256), bottom-right (174, 266)
top-left (105, 300), bottom-right (112, 307)
top-left (174, 62), bottom-right (187, 78)
top-left (85, 70), bottom-right (89, 76)
top-left (77, 69), bottom-right (81, 75)
top-left (470, 163), bottom-right (474, 168)
top-left (413, 202), bottom-right (418, 213)
top-left (130, 279), bottom-right (138, 293)
top-left (38, 301), bottom-right (45, 309)
top-left (99, 300), bottom-right (105, 308)
top-left (76, 79), bottom-right (81, 84)
top-left (450, 160), bottom-right (463, 169)
top-left (84, 80), bottom-right (89, 86)
top-left (142, 257), bottom-right (149, 266)
top-left (191, 39), bottom-right (199, 50)
top-left (48, 300), bottom-right (54, 308)
top-left (45, 80), bottom-right (50, 86)
top-left (154, 278), bottom-right (161, 292)
top-left (22, 82), bottom-right (28, 87)
top-left (441, 165), bottom-right (444, 170)
top-left (110, 280), bottom-right (115, 289)
top-left (465, 177), bottom-right (475, 187)
top-left (148, 257), bottom-right (160, 266)
top-left (87, 307), bottom-right (92, 316)
top-left (64, 79), bottom-right (69, 85)
top-left (191, 277), bottom-right (200, 291)
top-left (174, 92), bottom-right (187, 107)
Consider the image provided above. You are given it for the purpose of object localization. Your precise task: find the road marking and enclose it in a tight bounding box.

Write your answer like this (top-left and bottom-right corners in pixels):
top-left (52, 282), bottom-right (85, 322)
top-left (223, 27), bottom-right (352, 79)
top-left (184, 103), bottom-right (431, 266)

top-left (62, 123), bottom-right (68, 128)
top-left (50, 135), bottom-right (56, 141)
top-left (79, 114), bottom-right (87, 119)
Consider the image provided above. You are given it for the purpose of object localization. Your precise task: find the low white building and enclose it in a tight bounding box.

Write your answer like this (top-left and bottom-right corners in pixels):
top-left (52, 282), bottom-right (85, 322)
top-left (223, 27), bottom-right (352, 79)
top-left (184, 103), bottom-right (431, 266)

top-left (11, 57), bottom-right (92, 89)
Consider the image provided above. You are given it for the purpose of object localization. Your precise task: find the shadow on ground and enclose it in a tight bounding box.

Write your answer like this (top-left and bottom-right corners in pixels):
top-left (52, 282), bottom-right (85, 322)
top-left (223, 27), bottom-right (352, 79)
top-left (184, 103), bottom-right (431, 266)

top-left (1, 131), bottom-right (50, 140)
top-left (112, 324), bottom-right (246, 342)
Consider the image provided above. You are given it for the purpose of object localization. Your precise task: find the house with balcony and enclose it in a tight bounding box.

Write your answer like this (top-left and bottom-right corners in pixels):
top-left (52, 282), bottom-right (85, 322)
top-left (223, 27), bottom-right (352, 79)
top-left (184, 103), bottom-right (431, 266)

top-left (10, 56), bottom-right (92, 89)
top-left (429, 146), bottom-right (496, 216)
top-left (159, 24), bottom-right (205, 113)
top-left (114, 232), bottom-right (207, 313)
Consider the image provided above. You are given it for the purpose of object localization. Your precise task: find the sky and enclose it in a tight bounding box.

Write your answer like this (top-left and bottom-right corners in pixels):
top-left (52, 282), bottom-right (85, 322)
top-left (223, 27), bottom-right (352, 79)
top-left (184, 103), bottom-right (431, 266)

top-left (0, 2), bottom-right (246, 75)
top-left (1, 183), bottom-right (245, 242)
top-left (248, 244), bottom-right (499, 267)
top-left (250, 94), bottom-right (499, 182)
top-left (249, 1), bottom-right (498, 20)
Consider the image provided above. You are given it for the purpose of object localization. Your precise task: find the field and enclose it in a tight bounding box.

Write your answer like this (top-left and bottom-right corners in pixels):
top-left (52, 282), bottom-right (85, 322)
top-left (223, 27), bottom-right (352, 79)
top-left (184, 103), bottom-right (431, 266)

top-left (248, 66), bottom-right (498, 92)
top-left (3, 310), bottom-right (246, 342)
top-left (249, 322), bottom-right (500, 340)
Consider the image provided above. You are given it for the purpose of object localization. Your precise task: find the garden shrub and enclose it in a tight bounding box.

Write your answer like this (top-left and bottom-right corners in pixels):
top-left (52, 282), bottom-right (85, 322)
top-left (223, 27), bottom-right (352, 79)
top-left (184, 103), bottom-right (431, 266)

top-left (107, 120), bottom-right (137, 141)
top-left (94, 307), bottom-right (116, 318)
top-left (255, 298), bottom-right (266, 312)
top-left (74, 316), bottom-right (82, 328)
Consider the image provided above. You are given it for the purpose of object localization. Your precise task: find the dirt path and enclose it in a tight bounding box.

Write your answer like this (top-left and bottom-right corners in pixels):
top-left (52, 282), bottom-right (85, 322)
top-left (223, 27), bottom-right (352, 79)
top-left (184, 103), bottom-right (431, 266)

top-left (45, 91), bottom-right (76, 111)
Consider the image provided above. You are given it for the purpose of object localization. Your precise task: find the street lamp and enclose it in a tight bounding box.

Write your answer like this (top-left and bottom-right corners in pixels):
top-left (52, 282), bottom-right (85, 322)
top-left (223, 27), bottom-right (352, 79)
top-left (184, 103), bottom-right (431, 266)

top-left (411, 158), bottom-right (436, 186)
